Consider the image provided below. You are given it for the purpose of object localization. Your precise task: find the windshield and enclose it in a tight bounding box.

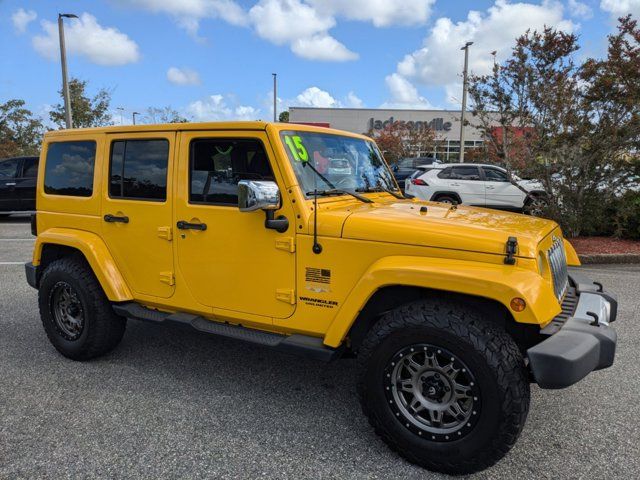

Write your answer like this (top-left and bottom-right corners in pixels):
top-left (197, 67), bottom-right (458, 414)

top-left (279, 130), bottom-right (397, 198)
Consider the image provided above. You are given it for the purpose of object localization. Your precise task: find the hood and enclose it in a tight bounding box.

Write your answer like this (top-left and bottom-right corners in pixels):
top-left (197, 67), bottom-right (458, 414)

top-left (317, 198), bottom-right (558, 259)
top-left (517, 179), bottom-right (545, 192)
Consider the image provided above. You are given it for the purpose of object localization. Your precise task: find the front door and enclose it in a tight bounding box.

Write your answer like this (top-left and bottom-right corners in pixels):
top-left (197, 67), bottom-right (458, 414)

top-left (101, 132), bottom-right (176, 299)
top-left (175, 131), bottom-right (296, 322)
top-left (482, 167), bottom-right (526, 208)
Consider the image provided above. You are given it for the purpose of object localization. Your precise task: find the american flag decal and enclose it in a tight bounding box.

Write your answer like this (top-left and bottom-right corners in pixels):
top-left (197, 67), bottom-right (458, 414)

top-left (305, 267), bottom-right (331, 284)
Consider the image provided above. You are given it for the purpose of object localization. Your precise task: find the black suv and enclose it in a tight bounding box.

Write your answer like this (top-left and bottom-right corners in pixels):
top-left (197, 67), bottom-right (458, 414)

top-left (0, 156), bottom-right (39, 216)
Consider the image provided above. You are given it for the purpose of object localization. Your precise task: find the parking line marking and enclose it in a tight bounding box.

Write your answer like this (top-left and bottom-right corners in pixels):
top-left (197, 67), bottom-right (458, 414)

top-left (0, 262), bottom-right (26, 265)
top-left (0, 239), bottom-right (34, 241)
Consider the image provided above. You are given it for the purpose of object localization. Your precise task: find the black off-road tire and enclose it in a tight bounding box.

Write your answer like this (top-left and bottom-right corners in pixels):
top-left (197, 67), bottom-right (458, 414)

top-left (38, 255), bottom-right (126, 360)
top-left (357, 299), bottom-right (529, 475)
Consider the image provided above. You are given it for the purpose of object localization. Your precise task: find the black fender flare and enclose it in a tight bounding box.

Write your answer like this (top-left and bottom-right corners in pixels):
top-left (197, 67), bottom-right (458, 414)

top-left (429, 191), bottom-right (462, 203)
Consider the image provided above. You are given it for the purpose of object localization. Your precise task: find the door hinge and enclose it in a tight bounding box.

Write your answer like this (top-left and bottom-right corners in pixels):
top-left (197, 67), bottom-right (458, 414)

top-left (275, 237), bottom-right (295, 253)
top-left (159, 271), bottom-right (175, 286)
top-left (275, 288), bottom-right (296, 304)
top-left (157, 226), bottom-right (173, 241)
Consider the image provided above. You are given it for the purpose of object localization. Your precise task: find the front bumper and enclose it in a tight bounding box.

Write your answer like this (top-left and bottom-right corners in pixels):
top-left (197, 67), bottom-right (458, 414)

top-left (25, 262), bottom-right (39, 289)
top-left (527, 272), bottom-right (617, 389)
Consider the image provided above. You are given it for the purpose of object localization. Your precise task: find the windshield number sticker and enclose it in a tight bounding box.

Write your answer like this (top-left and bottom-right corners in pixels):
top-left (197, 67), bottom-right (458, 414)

top-left (284, 135), bottom-right (309, 162)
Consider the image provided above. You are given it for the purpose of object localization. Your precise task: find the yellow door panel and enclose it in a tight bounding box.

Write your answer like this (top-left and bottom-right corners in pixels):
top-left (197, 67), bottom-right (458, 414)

top-left (175, 130), bottom-right (296, 321)
top-left (101, 132), bottom-right (176, 299)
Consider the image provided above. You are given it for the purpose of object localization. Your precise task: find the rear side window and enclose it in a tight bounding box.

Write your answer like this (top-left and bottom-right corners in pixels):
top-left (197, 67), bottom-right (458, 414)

top-left (109, 139), bottom-right (169, 201)
top-left (44, 141), bottom-right (96, 197)
top-left (437, 167), bottom-right (452, 179)
top-left (451, 166), bottom-right (481, 180)
top-left (189, 138), bottom-right (274, 205)
top-left (22, 158), bottom-right (39, 178)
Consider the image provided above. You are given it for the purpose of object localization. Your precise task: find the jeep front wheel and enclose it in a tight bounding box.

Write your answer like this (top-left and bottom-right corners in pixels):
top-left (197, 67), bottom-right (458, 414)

top-left (38, 255), bottom-right (126, 360)
top-left (357, 299), bottom-right (530, 475)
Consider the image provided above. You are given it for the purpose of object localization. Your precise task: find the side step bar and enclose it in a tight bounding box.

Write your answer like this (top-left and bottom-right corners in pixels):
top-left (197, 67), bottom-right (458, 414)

top-left (112, 302), bottom-right (342, 362)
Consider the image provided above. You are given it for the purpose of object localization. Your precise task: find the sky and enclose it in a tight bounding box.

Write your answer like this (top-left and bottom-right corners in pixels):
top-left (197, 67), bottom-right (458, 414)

top-left (0, 0), bottom-right (637, 125)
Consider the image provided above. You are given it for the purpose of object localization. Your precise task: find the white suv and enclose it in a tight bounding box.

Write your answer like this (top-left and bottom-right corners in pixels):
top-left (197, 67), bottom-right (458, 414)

top-left (405, 163), bottom-right (546, 213)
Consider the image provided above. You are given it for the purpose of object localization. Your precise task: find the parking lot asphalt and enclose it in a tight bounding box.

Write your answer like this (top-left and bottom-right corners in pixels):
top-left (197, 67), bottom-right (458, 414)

top-left (0, 215), bottom-right (639, 479)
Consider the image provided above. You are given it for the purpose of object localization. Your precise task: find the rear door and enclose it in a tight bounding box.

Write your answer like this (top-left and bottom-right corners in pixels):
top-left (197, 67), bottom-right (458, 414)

top-left (443, 165), bottom-right (485, 205)
top-left (101, 132), bottom-right (176, 299)
top-left (0, 158), bottom-right (21, 212)
top-left (482, 167), bottom-right (526, 208)
top-left (16, 157), bottom-right (39, 211)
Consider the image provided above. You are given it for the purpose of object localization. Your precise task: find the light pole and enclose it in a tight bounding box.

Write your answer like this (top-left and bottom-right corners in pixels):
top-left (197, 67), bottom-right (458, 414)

top-left (132, 111), bottom-right (140, 125)
top-left (58, 13), bottom-right (78, 129)
top-left (116, 107), bottom-right (125, 125)
top-left (272, 73), bottom-right (277, 122)
top-left (459, 41), bottom-right (473, 163)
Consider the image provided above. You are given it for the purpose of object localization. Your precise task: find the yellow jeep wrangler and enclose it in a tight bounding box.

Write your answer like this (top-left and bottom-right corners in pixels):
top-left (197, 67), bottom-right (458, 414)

top-left (26, 122), bottom-right (617, 474)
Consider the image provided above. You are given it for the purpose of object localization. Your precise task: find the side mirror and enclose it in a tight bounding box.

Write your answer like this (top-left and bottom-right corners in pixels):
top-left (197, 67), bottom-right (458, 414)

top-left (238, 180), bottom-right (289, 233)
top-left (238, 180), bottom-right (280, 212)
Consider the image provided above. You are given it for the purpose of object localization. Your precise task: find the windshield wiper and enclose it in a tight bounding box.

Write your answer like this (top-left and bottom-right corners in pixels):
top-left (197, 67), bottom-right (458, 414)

top-left (306, 189), bottom-right (373, 203)
top-left (356, 185), bottom-right (405, 200)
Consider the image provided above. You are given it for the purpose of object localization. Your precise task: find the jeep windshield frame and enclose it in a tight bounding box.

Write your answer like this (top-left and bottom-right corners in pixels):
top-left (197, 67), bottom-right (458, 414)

top-left (279, 130), bottom-right (397, 199)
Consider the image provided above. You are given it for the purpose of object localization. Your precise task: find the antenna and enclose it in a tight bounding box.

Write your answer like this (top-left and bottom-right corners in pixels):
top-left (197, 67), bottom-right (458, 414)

top-left (312, 172), bottom-right (322, 254)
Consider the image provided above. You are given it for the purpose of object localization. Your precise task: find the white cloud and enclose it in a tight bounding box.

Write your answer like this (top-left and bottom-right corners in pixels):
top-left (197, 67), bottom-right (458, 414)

top-left (381, 73), bottom-right (434, 109)
top-left (307, 0), bottom-right (435, 27)
top-left (568, 0), bottom-right (593, 19)
top-left (249, 0), bottom-right (357, 61)
top-left (187, 94), bottom-right (260, 121)
top-left (121, 0), bottom-right (247, 35)
top-left (167, 67), bottom-right (201, 86)
top-left (345, 91), bottom-right (364, 108)
top-left (291, 34), bottom-right (358, 61)
top-left (32, 13), bottom-right (140, 66)
top-left (600, 0), bottom-right (640, 18)
top-left (395, 0), bottom-right (575, 87)
top-left (295, 86), bottom-right (340, 108)
top-left (12, 8), bottom-right (37, 34)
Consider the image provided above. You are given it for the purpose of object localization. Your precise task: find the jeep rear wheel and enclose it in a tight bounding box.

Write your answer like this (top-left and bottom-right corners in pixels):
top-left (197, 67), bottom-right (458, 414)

top-left (357, 299), bottom-right (529, 475)
top-left (38, 255), bottom-right (126, 360)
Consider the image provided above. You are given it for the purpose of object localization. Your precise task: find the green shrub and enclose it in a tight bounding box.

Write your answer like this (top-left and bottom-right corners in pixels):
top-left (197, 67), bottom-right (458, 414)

top-left (614, 191), bottom-right (640, 240)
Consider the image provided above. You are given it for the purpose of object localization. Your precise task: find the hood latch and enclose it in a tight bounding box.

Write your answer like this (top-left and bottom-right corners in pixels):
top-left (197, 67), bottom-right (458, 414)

top-left (504, 236), bottom-right (518, 265)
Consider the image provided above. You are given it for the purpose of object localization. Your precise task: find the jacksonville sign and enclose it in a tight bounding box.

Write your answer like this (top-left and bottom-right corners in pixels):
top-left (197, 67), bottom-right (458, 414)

top-left (368, 116), bottom-right (453, 132)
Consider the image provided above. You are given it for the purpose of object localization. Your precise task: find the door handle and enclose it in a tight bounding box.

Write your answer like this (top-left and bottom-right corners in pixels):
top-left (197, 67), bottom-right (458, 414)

top-left (486, 186), bottom-right (495, 190)
top-left (177, 220), bottom-right (207, 231)
top-left (5, 182), bottom-right (16, 186)
top-left (450, 183), bottom-right (460, 186)
top-left (104, 214), bottom-right (129, 223)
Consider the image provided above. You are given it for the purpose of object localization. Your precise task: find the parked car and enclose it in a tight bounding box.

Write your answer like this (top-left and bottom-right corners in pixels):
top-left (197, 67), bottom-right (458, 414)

top-left (405, 162), bottom-right (547, 214)
top-left (26, 123), bottom-right (616, 475)
top-left (0, 156), bottom-right (39, 216)
top-left (392, 156), bottom-right (438, 190)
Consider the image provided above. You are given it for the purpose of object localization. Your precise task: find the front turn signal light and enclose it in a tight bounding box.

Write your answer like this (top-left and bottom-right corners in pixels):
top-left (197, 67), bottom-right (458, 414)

top-left (510, 297), bottom-right (526, 312)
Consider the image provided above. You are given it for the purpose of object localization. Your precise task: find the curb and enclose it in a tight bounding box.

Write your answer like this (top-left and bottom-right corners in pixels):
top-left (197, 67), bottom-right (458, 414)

top-left (578, 253), bottom-right (640, 264)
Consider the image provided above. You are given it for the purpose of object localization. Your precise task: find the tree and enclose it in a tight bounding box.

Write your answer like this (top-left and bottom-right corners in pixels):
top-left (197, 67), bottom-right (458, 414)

top-left (0, 99), bottom-right (44, 158)
top-left (468, 19), bottom-right (640, 236)
top-left (278, 111), bottom-right (289, 122)
top-left (368, 122), bottom-right (436, 164)
top-left (50, 78), bottom-right (113, 129)
top-left (144, 106), bottom-right (189, 124)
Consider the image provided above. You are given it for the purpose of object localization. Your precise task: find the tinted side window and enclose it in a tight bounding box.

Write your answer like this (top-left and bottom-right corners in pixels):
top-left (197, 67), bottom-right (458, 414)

top-left (0, 158), bottom-right (20, 179)
top-left (22, 158), bottom-right (39, 178)
top-left (437, 167), bottom-right (452, 179)
top-left (190, 138), bottom-right (274, 205)
top-left (484, 168), bottom-right (508, 182)
top-left (109, 139), bottom-right (169, 200)
top-left (451, 166), bottom-right (481, 180)
top-left (44, 141), bottom-right (96, 196)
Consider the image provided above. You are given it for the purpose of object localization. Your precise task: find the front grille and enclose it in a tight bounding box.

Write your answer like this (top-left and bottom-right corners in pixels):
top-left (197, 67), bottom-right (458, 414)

top-left (540, 287), bottom-right (578, 335)
top-left (548, 237), bottom-right (569, 301)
